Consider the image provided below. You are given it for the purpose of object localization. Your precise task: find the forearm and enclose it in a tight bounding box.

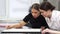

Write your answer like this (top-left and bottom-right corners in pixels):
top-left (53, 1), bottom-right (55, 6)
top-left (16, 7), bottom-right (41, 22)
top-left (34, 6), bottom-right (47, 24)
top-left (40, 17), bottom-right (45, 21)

top-left (11, 23), bottom-right (22, 28)
top-left (11, 21), bottom-right (27, 28)
top-left (48, 29), bottom-right (60, 34)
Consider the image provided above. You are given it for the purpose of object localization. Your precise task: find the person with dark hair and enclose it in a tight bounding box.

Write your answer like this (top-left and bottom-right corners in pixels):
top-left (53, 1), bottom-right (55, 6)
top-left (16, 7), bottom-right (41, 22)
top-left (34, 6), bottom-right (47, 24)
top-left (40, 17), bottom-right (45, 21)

top-left (39, 1), bottom-right (60, 34)
top-left (6, 3), bottom-right (49, 29)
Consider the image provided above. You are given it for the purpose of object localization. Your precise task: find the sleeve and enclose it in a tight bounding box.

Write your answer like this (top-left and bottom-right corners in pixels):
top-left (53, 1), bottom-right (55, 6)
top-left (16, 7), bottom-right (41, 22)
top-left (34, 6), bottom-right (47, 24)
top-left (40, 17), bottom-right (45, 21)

top-left (23, 14), bottom-right (29, 23)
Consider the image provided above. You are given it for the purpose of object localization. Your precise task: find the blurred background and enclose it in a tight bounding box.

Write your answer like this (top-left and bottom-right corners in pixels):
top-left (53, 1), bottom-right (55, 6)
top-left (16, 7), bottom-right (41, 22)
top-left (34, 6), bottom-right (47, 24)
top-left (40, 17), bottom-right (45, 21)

top-left (0, 0), bottom-right (60, 30)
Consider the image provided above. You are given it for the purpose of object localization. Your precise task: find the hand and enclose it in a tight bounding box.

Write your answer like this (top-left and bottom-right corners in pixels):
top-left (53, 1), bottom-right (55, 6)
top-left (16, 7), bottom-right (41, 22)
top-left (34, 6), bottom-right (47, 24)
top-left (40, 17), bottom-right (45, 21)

top-left (41, 26), bottom-right (45, 31)
top-left (41, 28), bottom-right (51, 34)
top-left (5, 25), bottom-right (13, 29)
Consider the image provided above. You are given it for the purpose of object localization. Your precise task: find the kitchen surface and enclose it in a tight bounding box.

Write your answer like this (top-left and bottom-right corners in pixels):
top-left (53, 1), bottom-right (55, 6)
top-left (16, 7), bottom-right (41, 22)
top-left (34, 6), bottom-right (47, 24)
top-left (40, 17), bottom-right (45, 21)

top-left (0, 0), bottom-right (60, 34)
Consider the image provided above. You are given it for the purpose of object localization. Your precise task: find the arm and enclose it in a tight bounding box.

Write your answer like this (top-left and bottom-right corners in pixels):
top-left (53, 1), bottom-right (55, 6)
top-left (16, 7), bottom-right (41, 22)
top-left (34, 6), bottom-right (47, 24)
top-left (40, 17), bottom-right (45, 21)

top-left (6, 21), bottom-right (27, 29)
top-left (6, 14), bottom-right (30, 29)
top-left (42, 28), bottom-right (60, 34)
top-left (49, 30), bottom-right (60, 34)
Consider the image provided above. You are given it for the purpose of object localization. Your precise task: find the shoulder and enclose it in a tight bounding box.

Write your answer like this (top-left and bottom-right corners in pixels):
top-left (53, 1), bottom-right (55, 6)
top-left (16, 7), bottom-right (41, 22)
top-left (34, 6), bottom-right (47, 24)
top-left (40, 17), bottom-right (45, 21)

top-left (52, 10), bottom-right (60, 20)
top-left (52, 10), bottom-right (60, 14)
top-left (52, 10), bottom-right (60, 17)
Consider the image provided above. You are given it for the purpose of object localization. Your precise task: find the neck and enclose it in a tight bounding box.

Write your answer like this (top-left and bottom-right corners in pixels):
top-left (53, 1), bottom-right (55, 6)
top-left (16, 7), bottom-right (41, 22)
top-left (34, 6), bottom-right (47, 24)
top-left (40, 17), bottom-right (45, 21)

top-left (48, 11), bottom-right (52, 19)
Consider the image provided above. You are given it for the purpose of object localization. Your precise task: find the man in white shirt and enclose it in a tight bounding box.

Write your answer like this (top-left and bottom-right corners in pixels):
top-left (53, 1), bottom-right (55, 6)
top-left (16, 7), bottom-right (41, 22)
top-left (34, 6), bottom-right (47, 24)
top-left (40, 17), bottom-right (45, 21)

top-left (39, 1), bottom-right (60, 34)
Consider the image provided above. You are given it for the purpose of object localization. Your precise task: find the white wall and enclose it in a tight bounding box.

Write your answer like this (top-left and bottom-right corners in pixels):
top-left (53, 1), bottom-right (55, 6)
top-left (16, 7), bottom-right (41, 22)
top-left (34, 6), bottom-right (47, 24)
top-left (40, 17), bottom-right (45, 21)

top-left (0, 0), bottom-right (44, 21)
top-left (7, 0), bottom-right (40, 20)
top-left (0, 0), bottom-right (6, 20)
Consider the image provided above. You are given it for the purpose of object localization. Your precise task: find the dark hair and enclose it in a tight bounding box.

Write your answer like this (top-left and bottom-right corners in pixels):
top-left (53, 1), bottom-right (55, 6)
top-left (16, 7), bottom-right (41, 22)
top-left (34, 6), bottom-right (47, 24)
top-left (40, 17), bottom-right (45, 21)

top-left (40, 1), bottom-right (55, 11)
top-left (29, 3), bottom-right (40, 13)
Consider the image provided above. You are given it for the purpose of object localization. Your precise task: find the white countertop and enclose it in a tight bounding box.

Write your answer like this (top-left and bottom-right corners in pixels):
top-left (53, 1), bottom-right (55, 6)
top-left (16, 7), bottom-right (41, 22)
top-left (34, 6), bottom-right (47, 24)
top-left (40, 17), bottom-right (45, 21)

top-left (2, 29), bottom-right (41, 32)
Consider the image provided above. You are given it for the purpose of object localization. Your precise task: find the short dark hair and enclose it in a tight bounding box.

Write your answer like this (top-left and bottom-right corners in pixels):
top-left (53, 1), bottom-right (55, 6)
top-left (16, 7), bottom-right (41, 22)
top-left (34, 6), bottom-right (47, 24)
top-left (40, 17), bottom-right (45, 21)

top-left (29, 3), bottom-right (40, 13)
top-left (40, 1), bottom-right (55, 11)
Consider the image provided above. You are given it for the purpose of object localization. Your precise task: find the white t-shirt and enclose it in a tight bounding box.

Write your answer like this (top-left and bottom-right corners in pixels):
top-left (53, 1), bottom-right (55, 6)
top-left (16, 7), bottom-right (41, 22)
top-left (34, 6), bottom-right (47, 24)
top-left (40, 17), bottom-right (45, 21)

top-left (45, 10), bottom-right (60, 31)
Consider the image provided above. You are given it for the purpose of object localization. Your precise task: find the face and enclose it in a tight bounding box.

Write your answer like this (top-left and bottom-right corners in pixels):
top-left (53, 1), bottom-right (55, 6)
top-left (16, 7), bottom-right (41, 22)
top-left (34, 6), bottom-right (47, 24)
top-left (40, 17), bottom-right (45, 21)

top-left (39, 9), bottom-right (51, 17)
top-left (31, 8), bottom-right (40, 18)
